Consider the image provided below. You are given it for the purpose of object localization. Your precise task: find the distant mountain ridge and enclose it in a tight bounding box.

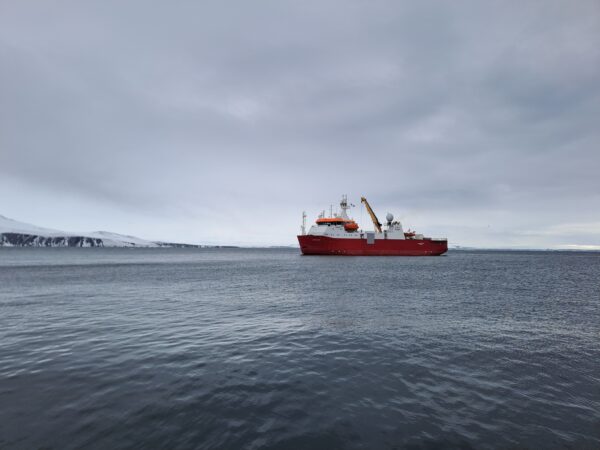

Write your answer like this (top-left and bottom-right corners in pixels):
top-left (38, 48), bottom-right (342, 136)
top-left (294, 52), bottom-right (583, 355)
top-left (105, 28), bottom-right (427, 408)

top-left (0, 214), bottom-right (200, 248)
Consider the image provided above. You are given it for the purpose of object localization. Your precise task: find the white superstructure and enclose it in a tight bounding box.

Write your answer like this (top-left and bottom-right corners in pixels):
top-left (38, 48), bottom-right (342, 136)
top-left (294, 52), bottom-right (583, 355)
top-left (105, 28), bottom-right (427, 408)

top-left (305, 196), bottom-right (406, 240)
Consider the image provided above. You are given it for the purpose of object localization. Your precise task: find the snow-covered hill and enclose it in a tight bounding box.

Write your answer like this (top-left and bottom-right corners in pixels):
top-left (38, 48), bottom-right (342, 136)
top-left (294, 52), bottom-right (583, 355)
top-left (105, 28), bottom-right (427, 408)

top-left (0, 215), bottom-right (195, 248)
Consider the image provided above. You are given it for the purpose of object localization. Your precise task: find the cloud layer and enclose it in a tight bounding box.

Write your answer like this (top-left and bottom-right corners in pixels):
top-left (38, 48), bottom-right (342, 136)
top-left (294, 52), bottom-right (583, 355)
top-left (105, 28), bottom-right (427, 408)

top-left (1, 0), bottom-right (599, 247)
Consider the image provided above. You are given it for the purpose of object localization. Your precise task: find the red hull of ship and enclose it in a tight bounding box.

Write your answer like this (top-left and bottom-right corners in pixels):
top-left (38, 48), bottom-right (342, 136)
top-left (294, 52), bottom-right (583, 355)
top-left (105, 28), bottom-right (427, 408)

top-left (298, 235), bottom-right (447, 256)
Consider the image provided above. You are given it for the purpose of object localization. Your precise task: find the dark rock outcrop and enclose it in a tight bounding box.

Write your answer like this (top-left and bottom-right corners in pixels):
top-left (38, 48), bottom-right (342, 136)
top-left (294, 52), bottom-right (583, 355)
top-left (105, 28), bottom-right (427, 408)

top-left (0, 233), bottom-right (104, 247)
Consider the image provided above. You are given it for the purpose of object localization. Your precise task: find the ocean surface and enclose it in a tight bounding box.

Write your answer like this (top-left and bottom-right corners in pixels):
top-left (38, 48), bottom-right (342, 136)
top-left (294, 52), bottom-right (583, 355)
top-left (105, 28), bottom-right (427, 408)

top-left (1, 248), bottom-right (599, 449)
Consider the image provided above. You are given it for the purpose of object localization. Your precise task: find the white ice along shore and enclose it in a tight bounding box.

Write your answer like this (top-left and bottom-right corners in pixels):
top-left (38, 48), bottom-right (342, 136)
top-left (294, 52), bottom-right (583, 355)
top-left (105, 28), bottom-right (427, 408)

top-left (0, 214), bottom-right (196, 248)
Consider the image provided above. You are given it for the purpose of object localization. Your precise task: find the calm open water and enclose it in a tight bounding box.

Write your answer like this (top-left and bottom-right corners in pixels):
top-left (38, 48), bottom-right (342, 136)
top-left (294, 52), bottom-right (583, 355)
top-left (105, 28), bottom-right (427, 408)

top-left (1, 248), bottom-right (599, 449)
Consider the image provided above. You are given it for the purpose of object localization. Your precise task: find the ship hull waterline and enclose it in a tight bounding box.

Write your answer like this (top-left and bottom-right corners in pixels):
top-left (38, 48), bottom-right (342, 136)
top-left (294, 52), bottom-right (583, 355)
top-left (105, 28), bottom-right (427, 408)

top-left (298, 235), bottom-right (448, 256)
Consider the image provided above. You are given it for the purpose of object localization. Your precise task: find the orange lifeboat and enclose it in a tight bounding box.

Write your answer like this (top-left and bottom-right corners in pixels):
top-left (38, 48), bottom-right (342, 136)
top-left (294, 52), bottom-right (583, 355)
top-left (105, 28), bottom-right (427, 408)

top-left (344, 221), bottom-right (359, 232)
top-left (316, 218), bottom-right (346, 224)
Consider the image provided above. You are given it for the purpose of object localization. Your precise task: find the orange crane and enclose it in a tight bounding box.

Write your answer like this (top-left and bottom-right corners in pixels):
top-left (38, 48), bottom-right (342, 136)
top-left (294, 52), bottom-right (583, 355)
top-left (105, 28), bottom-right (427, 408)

top-left (360, 197), bottom-right (382, 233)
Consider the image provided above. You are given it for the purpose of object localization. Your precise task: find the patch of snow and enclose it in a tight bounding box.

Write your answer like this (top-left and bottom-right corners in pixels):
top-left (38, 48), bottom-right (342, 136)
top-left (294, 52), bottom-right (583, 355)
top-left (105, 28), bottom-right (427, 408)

top-left (0, 214), bottom-right (65, 236)
top-left (0, 214), bottom-right (160, 247)
top-left (86, 231), bottom-right (160, 247)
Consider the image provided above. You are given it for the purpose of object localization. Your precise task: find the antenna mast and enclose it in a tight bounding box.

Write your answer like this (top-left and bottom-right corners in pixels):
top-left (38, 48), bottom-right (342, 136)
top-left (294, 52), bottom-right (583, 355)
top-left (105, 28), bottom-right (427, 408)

top-left (339, 195), bottom-right (352, 219)
top-left (301, 211), bottom-right (307, 235)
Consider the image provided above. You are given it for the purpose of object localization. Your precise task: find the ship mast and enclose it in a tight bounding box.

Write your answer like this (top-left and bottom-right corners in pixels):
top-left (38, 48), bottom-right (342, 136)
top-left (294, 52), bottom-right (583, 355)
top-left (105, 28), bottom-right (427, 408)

top-left (360, 197), bottom-right (382, 233)
top-left (301, 211), bottom-right (307, 235)
top-left (339, 195), bottom-right (351, 219)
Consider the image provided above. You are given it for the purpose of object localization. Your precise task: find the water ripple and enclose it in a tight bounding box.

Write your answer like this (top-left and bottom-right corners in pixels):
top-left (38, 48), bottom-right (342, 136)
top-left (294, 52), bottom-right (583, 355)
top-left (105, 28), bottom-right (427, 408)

top-left (1, 248), bottom-right (599, 449)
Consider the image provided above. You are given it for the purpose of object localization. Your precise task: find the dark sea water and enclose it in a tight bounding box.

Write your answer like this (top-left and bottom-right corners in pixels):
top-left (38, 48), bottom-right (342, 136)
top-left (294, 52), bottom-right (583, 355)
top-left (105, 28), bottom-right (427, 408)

top-left (1, 248), bottom-right (599, 449)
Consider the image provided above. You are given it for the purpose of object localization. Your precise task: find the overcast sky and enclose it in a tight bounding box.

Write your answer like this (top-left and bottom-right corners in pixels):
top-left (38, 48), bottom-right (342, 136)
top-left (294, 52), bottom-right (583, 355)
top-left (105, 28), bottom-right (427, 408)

top-left (1, 1), bottom-right (599, 248)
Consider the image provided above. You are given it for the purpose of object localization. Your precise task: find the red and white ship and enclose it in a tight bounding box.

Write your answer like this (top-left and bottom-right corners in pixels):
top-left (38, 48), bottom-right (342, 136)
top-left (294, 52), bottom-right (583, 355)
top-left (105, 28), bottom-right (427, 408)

top-left (297, 196), bottom-right (448, 256)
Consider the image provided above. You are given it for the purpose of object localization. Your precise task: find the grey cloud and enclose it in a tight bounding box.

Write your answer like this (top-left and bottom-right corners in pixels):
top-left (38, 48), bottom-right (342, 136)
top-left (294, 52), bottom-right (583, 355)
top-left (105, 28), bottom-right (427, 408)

top-left (1, 0), bottom-right (599, 247)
